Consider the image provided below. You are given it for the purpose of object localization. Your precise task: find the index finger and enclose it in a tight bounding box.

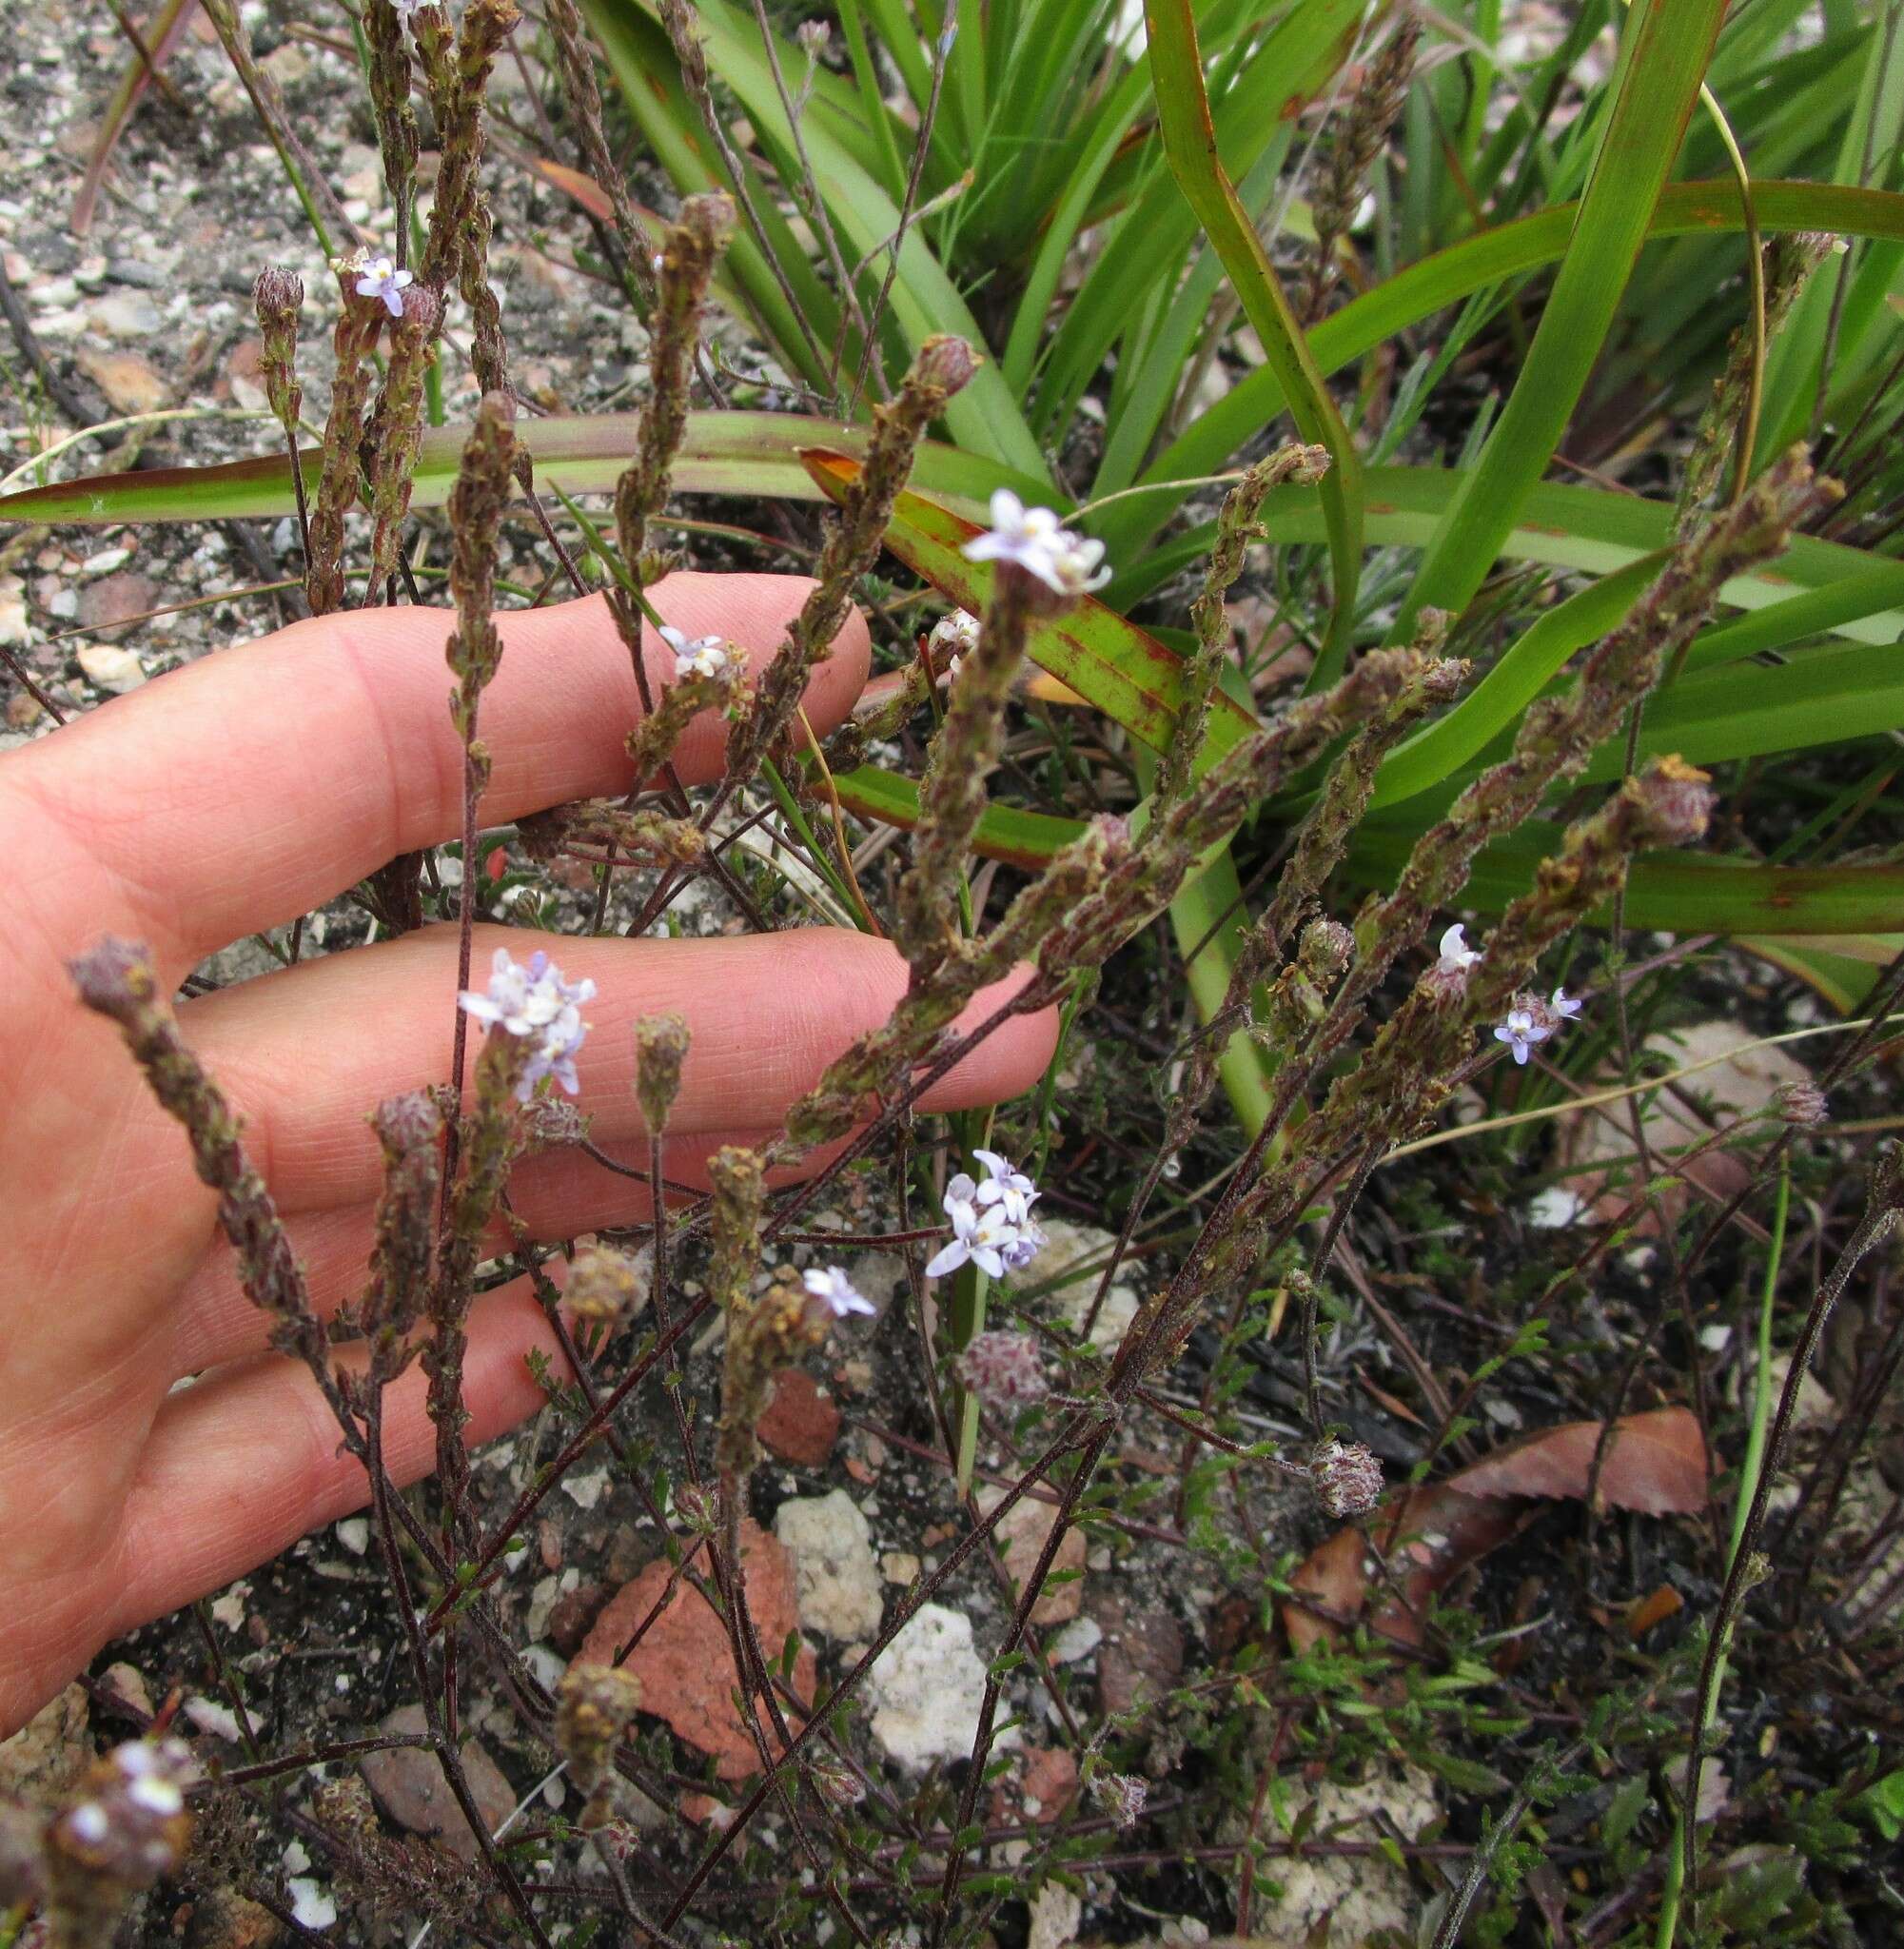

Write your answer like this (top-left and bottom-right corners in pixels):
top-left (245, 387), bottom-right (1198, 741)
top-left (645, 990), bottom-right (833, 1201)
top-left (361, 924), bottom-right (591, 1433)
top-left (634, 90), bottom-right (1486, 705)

top-left (5, 574), bottom-right (868, 980)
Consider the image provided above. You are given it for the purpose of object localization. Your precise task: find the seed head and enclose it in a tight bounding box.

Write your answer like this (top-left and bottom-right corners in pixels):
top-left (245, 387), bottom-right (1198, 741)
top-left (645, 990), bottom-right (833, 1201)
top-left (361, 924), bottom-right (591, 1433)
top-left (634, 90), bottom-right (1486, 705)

top-left (953, 1329), bottom-right (1050, 1406)
top-left (1776, 1078), bottom-right (1828, 1127)
top-left (1309, 1437), bottom-right (1383, 1517)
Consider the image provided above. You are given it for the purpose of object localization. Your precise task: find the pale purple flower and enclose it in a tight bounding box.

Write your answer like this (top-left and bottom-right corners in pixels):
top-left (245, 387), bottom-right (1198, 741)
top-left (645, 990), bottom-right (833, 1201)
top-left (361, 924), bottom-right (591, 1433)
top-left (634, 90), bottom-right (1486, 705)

top-left (926, 1164), bottom-right (1045, 1278)
top-left (962, 489), bottom-right (1109, 600)
top-left (1437, 922), bottom-right (1480, 973)
top-left (802, 1266), bottom-right (874, 1318)
top-left (659, 624), bottom-right (734, 679)
top-left (459, 947), bottom-right (597, 1100)
top-left (1494, 1006), bottom-right (1550, 1066)
top-left (353, 253), bottom-right (413, 318)
top-left (1549, 986), bottom-right (1583, 1023)
top-left (972, 1147), bottom-right (1038, 1225)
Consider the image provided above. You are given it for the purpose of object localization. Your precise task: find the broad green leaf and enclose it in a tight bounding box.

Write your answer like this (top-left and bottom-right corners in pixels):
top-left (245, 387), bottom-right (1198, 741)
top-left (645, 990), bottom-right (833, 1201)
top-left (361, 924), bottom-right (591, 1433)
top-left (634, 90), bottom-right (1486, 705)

top-left (799, 445), bottom-right (1258, 764)
top-left (1143, 0), bottom-right (1362, 682)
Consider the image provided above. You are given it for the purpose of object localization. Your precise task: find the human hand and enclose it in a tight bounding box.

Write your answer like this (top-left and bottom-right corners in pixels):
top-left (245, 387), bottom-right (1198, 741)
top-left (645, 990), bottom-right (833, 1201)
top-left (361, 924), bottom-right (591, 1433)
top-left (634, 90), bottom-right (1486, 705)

top-left (0, 575), bottom-right (1054, 1735)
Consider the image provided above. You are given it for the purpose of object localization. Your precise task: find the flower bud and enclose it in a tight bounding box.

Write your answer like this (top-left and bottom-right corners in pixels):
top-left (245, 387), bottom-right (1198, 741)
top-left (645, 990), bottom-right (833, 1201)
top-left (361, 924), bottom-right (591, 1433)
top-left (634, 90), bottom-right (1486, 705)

top-left (557, 1665), bottom-right (645, 1829)
top-left (1776, 1079), bottom-right (1828, 1127)
top-left (912, 333), bottom-right (980, 400)
top-left (566, 1244), bottom-right (651, 1324)
top-left (1308, 1437), bottom-right (1383, 1517)
top-left (1632, 755), bottom-right (1715, 845)
top-left (1299, 917), bottom-right (1354, 984)
top-left (252, 264), bottom-right (304, 322)
top-left (635, 1013), bottom-right (691, 1134)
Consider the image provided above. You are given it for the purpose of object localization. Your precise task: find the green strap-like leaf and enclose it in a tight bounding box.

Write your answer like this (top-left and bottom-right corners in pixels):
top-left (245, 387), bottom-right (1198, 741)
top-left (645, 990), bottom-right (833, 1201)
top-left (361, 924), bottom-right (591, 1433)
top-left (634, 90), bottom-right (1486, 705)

top-left (1142, 0), bottom-right (1363, 685)
top-left (1388, 0), bottom-right (1731, 637)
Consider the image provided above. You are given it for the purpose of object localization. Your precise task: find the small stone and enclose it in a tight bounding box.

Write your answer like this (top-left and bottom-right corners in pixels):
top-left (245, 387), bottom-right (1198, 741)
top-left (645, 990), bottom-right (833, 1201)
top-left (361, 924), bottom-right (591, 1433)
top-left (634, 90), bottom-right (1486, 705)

top-left (1092, 1594), bottom-right (1184, 1717)
top-left (208, 1582), bottom-right (250, 1630)
top-left (756, 1368), bottom-right (841, 1467)
top-left (75, 641), bottom-right (146, 692)
top-left (0, 575), bottom-right (28, 646)
top-left (183, 1886), bottom-right (284, 1946)
top-left (7, 690), bottom-right (43, 729)
top-left (572, 1519), bottom-right (815, 1782)
top-left (76, 346), bottom-right (168, 413)
top-left (105, 258), bottom-right (166, 290)
top-left (334, 1517), bottom-right (370, 1556)
top-left (775, 1489), bottom-right (883, 1643)
top-left (1045, 1616), bottom-right (1101, 1665)
top-left (77, 570), bottom-right (158, 630)
top-left (880, 1551), bottom-right (920, 1585)
top-left (1028, 1880), bottom-right (1082, 1949)
top-left (994, 1745), bottom-right (1078, 1826)
top-left (562, 1467), bottom-right (610, 1510)
top-left (979, 1486), bottom-right (1088, 1626)
top-left (286, 1879), bottom-right (337, 1929)
top-left (866, 1604), bottom-right (1004, 1771)
top-left (361, 1704), bottom-right (517, 1861)
top-left (89, 291), bottom-right (163, 339)
top-left (0, 1683), bottom-right (89, 1799)
top-left (79, 546), bottom-right (131, 578)
top-left (185, 1698), bottom-right (245, 1742)
top-left (97, 1664), bottom-right (156, 1724)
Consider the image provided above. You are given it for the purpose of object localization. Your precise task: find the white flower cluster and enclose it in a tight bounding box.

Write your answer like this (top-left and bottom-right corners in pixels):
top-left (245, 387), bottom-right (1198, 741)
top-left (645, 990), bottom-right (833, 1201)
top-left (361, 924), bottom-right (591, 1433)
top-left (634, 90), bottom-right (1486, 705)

top-left (926, 1149), bottom-right (1045, 1279)
top-left (962, 490), bottom-right (1110, 600)
top-left (928, 607), bottom-right (980, 682)
top-left (659, 624), bottom-right (736, 680)
top-left (352, 252), bottom-right (413, 318)
top-left (458, 948), bottom-right (597, 1100)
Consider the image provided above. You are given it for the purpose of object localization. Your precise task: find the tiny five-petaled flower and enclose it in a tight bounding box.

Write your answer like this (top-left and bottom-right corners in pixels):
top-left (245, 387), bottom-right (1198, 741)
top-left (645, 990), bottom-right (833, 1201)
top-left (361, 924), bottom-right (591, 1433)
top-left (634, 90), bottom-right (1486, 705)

top-left (1549, 986), bottom-right (1583, 1022)
top-left (353, 253), bottom-right (414, 318)
top-left (928, 608), bottom-right (980, 682)
top-left (972, 1147), bottom-right (1038, 1225)
top-left (1494, 1007), bottom-right (1548, 1066)
top-left (659, 624), bottom-right (734, 680)
top-left (962, 490), bottom-right (1110, 600)
top-left (803, 1266), bottom-right (875, 1318)
top-left (459, 948), bottom-right (596, 1100)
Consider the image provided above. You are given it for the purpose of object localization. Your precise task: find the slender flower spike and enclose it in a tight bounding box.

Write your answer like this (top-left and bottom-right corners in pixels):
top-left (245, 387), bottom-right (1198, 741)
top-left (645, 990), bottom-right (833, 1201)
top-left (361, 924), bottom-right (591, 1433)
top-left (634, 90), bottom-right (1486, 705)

top-left (353, 253), bottom-right (414, 318)
top-left (659, 624), bottom-right (735, 679)
top-left (1437, 923), bottom-right (1480, 972)
top-left (962, 489), bottom-right (1111, 600)
top-left (972, 1147), bottom-right (1038, 1225)
top-left (459, 948), bottom-right (597, 1100)
top-left (802, 1266), bottom-right (875, 1318)
top-left (1494, 1006), bottom-right (1550, 1067)
top-left (1549, 986), bottom-right (1583, 1023)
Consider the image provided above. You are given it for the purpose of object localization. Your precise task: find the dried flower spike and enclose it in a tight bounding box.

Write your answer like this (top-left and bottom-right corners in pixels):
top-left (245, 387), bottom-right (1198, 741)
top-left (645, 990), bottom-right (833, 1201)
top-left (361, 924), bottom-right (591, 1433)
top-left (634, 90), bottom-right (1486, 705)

top-left (458, 947), bottom-right (596, 1100)
top-left (1089, 1771), bottom-right (1148, 1829)
top-left (1309, 1437), bottom-right (1383, 1517)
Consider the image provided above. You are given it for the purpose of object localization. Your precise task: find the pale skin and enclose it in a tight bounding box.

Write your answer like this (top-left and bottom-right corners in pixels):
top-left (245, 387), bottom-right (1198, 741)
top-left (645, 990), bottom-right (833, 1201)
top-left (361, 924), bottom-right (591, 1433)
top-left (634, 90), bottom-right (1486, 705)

top-left (0, 573), bottom-right (1055, 1737)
